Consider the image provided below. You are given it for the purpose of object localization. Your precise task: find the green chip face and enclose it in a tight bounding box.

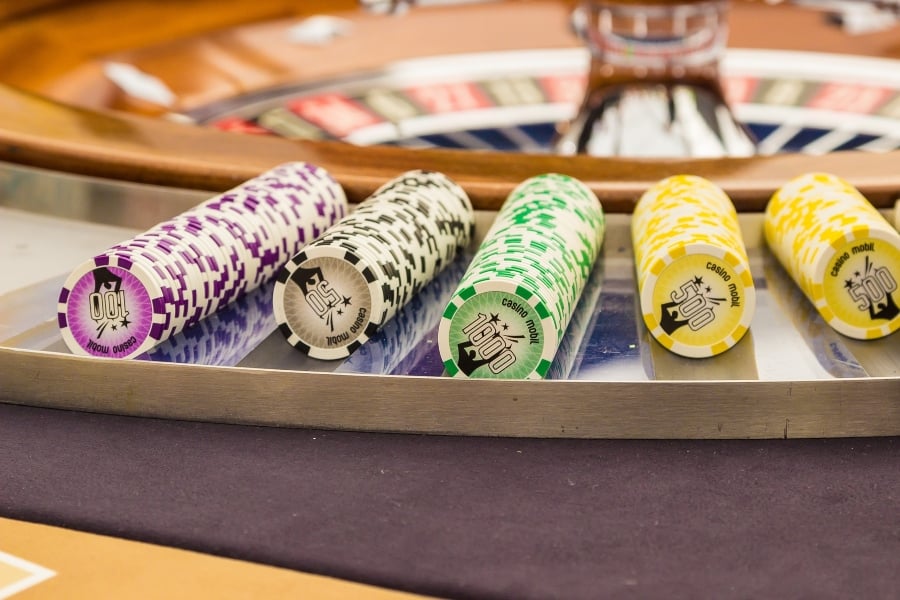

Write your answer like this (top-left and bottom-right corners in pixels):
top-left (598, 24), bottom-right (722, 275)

top-left (440, 288), bottom-right (556, 379)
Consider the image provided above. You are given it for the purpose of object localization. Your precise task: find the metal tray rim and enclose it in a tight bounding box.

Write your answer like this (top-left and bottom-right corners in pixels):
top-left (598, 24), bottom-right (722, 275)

top-left (3, 345), bottom-right (897, 439)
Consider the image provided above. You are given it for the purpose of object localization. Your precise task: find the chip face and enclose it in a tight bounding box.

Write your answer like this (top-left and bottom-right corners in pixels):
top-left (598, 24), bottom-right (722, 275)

top-left (57, 161), bottom-right (348, 358)
top-left (765, 172), bottom-right (900, 340)
top-left (440, 284), bottom-right (556, 380)
top-left (273, 169), bottom-right (476, 360)
top-left (438, 173), bottom-right (606, 379)
top-left (632, 175), bottom-right (755, 358)
top-left (638, 246), bottom-right (755, 358)
top-left (274, 249), bottom-right (381, 360)
top-left (58, 256), bottom-right (167, 359)
top-left (817, 232), bottom-right (900, 339)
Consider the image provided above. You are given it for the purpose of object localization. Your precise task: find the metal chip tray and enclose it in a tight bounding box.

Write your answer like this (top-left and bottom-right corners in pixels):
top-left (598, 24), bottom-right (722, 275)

top-left (1, 163), bottom-right (897, 439)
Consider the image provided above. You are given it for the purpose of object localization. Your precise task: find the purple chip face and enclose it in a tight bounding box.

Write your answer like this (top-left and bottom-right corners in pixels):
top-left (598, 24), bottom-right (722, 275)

top-left (62, 264), bottom-right (160, 358)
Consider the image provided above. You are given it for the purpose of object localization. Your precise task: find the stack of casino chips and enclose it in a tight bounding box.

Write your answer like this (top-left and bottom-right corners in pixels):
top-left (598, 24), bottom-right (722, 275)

top-left (632, 175), bottom-right (755, 358)
top-left (765, 172), bottom-right (900, 340)
top-left (142, 280), bottom-right (276, 367)
top-left (273, 170), bottom-right (475, 360)
top-left (438, 173), bottom-right (606, 380)
top-left (57, 162), bottom-right (347, 359)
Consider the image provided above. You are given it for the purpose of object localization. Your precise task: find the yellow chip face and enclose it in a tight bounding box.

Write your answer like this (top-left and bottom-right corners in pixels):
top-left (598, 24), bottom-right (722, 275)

top-left (640, 250), bottom-right (755, 358)
top-left (817, 233), bottom-right (900, 339)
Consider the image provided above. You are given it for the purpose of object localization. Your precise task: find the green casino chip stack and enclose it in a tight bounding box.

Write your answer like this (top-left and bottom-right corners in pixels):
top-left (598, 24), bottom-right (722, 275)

top-left (439, 174), bottom-right (606, 379)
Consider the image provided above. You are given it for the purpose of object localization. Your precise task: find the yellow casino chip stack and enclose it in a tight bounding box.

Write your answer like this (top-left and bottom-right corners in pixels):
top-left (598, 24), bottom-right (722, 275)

top-left (765, 172), bottom-right (900, 340)
top-left (632, 175), bottom-right (756, 358)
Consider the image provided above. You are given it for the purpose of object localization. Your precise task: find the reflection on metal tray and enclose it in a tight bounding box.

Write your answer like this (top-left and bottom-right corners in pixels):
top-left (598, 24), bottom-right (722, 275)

top-left (1, 162), bottom-right (898, 438)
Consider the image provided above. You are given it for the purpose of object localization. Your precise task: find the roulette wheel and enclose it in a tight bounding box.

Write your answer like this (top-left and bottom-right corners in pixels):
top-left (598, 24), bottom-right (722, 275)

top-left (0, 2), bottom-right (899, 598)
top-left (1, 0), bottom-right (899, 209)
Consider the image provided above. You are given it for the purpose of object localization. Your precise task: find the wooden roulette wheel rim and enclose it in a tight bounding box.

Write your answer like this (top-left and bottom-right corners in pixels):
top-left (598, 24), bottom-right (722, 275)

top-left (0, 0), bottom-right (899, 211)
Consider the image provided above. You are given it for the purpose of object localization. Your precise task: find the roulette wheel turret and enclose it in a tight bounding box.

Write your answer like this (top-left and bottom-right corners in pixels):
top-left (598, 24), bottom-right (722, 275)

top-left (558, 0), bottom-right (756, 157)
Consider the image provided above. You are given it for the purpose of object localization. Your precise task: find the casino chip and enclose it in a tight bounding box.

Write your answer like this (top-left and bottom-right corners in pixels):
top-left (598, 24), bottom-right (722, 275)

top-left (438, 173), bottom-right (606, 379)
top-left (631, 175), bottom-right (756, 358)
top-left (765, 172), bottom-right (900, 340)
top-left (57, 162), bottom-right (347, 359)
top-left (273, 170), bottom-right (475, 360)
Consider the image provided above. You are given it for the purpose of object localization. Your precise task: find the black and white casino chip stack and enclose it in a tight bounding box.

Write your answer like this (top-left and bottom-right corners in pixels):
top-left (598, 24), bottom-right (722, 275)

top-left (272, 170), bottom-right (475, 360)
top-left (57, 162), bottom-right (347, 360)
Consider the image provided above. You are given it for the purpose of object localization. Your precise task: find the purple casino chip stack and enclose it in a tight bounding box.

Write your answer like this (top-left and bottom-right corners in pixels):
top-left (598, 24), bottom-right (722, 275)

top-left (57, 162), bottom-right (347, 359)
